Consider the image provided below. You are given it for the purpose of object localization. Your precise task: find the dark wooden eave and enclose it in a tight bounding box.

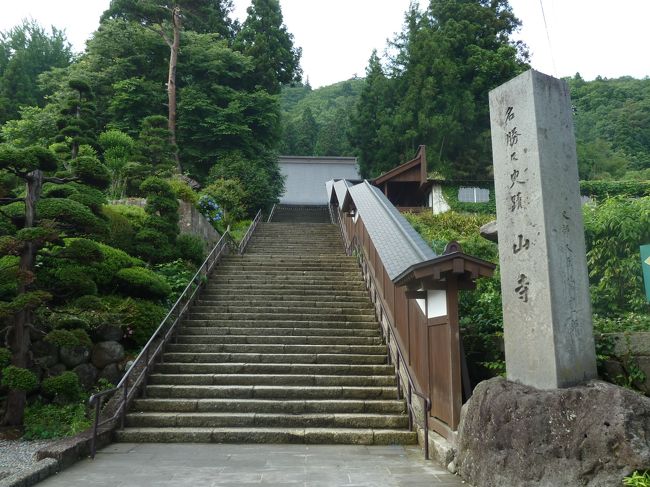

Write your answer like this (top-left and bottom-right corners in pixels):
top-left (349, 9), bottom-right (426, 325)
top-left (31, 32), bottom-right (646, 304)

top-left (393, 250), bottom-right (495, 291)
top-left (373, 145), bottom-right (428, 188)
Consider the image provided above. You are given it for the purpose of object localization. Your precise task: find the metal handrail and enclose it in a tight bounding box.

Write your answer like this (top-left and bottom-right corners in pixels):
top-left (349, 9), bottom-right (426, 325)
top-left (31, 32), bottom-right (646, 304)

top-left (354, 238), bottom-right (432, 459)
top-left (87, 227), bottom-right (239, 458)
top-left (238, 209), bottom-right (262, 254)
top-left (267, 204), bottom-right (277, 223)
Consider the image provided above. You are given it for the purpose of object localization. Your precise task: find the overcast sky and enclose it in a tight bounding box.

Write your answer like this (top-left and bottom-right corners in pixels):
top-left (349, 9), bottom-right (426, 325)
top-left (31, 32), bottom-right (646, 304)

top-left (1, 0), bottom-right (648, 88)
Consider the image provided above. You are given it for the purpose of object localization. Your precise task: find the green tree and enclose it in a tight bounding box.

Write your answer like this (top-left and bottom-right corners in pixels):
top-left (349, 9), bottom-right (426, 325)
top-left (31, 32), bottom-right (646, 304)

top-left (234, 0), bottom-right (302, 94)
top-left (0, 145), bottom-right (109, 426)
top-left (351, 0), bottom-right (528, 178)
top-left (0, 21), bottom-right (72, 124)
top-left (54, 79), bottom-right (98, 161)
top-left (99, 129), bottom-right (136, 198)
top-left (293, 107), bottom-right (318, 155)
top-left (349, 51), bottom-right (399, 177)
top-left (103, 0), bottom-right (235, 171)
top-left (176, 33), bottom-right (280, 176)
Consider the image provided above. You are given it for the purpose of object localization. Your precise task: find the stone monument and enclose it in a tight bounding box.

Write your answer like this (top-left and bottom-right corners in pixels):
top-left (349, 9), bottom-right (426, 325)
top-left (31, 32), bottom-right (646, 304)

top-left (488, 69), bottom-right (597, 389)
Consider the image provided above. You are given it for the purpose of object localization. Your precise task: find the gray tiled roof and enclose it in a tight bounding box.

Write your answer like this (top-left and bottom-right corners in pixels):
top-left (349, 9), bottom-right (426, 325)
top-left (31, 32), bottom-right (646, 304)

top-left (348, 181), bottom-right (436, 280)
top-left (333, 179), bottom-right (353, 207)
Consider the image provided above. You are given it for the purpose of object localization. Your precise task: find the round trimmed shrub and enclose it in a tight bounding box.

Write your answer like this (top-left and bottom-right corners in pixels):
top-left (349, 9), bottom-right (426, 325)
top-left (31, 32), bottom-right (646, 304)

top-left (44, 329), bottom-right (91, 348)
top-left (1, 366), bottom-right (39, 392)
top-left (115, 267), bottom-right (172, 300)
top-left (120, 298), bottom-right (167, 346)
top-left (52, 266), bottom-right (97, 299)
top-left (41, 371), bottom-right (82, 402)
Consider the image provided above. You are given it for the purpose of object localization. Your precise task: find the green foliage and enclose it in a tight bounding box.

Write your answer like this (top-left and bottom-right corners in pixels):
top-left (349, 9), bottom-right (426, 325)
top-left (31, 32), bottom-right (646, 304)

top-left (137, 115), bottom-right (175, 169)
top-left (36, 198), bottom-right (106, 235)
top-left (569, 75), bottom-right (650, 178)
top-left (580, 180), bottom-right (650, 199)
top-left (54, 79), bottom-right (98, 160)
top-left (101, 206), bottom-right (136, 253)
top-left (99, 129), bottom-right (136, 198)
top-left (593, 313), bottom-right (650, 333)
top-left (175, 234), bottom-right (205, 266)
top-left (23, 402), bottom-right (91, 440)
top-left (1, 365), bottom-right (38, 392)
top-left (0, 104), bottom-right (60, 148)
top-left (115, 266), bottom-right (172, 300)
top-left (234, 0), bottom-right (302, 94)
top-left (44, 328), bottom-right (91, 348)
top-left (201, 178), bottom-right (246, 224)
top-left (153, 259), bottom-right (196, 301)
top-left (0, 255), bottom-right (19, 298)
top-left (114, 297), bottom-right (167, 346)
top-left (0, 347), bottom-right (11, 368)
top-left (0, 20), bottom-right (72, 125)
top-left (207, 151), bottom-right (282, 213)
top-left (105, 204), bottom-right (147, 229)
top-left (42, 183), bottom-right (107, 215)
top-left (71, 155), bottom-right (111, 189)
top-left (280, 80), bottom-right (363, 157)
top-left (41, 371), bottom-right (83, 401)
top-left (583, 196), bottom-right (650, 315)
top-left (50, 265), bottom-right (98, 299)
top-left (350, 1), bottom-right (528, 178)
top-left (168, 177), bottom-right (198, 204)
top-left (624, 471), bottom-right (650, 487)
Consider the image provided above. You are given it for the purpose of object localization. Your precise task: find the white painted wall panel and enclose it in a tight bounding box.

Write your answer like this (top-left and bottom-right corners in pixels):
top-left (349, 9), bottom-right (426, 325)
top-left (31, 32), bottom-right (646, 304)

top-left (280, 158), bottom-right (360, 205)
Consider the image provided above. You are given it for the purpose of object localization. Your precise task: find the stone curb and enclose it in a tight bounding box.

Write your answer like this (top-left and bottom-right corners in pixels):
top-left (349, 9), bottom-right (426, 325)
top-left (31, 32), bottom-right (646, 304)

top-left (0, 458), bottom-right (58, 487)
top-left (0, 428), bottom-right (114, 487)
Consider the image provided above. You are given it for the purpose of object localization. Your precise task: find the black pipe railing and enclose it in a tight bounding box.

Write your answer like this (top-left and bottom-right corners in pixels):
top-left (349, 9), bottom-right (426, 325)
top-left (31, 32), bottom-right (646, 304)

top-left (88, 211), bottom-right (263, 458)
top-left (332, 204), bottom-right (432, 460)
top-left (239, 209), bottom-right (262, 254)
top-left (267, 204), bottom-right (277, 223)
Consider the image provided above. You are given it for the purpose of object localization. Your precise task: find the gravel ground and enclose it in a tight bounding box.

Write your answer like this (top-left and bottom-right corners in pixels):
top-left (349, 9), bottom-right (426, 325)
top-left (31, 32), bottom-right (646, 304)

top-left (0, 439), bottom-right (55, 480)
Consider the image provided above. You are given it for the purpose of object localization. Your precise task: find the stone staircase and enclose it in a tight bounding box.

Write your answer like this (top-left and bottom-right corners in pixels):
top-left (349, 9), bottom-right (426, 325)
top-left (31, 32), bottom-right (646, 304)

top-left (116, 222), bottom-right (416, 445)
top-left (270, 204), bottom-right (331, 223)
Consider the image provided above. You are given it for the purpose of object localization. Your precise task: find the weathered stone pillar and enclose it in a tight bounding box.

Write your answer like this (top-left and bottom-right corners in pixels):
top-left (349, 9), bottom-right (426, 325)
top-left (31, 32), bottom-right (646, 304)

top-left (489, 69), bottom-right (597, 389)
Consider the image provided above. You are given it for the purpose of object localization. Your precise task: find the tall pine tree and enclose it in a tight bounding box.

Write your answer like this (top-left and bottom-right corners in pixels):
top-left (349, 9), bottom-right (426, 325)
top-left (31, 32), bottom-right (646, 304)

top-left (234, 0), bottom-right (302, 94)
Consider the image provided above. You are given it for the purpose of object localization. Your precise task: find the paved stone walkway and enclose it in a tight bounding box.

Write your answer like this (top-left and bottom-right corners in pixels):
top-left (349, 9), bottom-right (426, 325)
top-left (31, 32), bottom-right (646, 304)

top-left (37, 443), bottom-right (466, 486)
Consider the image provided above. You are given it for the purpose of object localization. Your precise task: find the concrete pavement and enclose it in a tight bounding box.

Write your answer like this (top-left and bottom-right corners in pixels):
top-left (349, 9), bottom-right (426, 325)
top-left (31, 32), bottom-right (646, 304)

top-left (37, 443), bottom-right (465, 486)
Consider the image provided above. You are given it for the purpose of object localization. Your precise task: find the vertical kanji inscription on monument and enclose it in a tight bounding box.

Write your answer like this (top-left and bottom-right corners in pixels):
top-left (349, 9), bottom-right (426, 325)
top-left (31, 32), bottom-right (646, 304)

top-left (489, 70), bottom-right (597, 389)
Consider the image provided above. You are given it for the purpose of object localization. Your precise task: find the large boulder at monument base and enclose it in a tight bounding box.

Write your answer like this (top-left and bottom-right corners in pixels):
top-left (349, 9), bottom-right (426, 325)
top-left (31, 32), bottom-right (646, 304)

top-left (456, 377), bottom-right (650, 487)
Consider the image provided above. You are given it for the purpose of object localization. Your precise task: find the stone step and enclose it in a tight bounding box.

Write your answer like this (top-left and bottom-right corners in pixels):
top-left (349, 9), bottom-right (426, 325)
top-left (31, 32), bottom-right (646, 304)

top-left (217, 262), bottom-right (358, 269)
top-left (174, 335), bottom-right (383, 345)
top-left (148, 373), bottom-right (395, 387)
top-left (213, 273), bottom-right (364, 289)
top-left (115, 427), bottom-right (417, 445)
top-left (190, 305), bottom-right (373, 315)
top-left (222, 256), bottom-right (354, 264)
top-left (187, 312), bottom-right (376, 322)
top-left (205, 282), bottom-right (366, 291)
top-left (178, 326), bottom-right (380, 337)
top-left (154, 363), bottom-right (394, 376)
top-left (203, 285), bottom-right (367, 295)
top-left (196, 296), bottom-right (370, 306)
top-left (160, 353), bottom-right (388, 365)
top-left (202, 290), bottom-right (368, 299)
top-left (215, 270), bottom-right (362, 279)
top-left (126, 412), bottom-right (408, 429)
top-left (145, 385), bottom-right (398, 400)
top-left (197, 289), bottom-right (372, 306)
top-left (131, 398), bottom-right (406, 414)
top-left (164, 344), bottom-right (387, 355)
top-left (181, 319), bottom-right (379, 330)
